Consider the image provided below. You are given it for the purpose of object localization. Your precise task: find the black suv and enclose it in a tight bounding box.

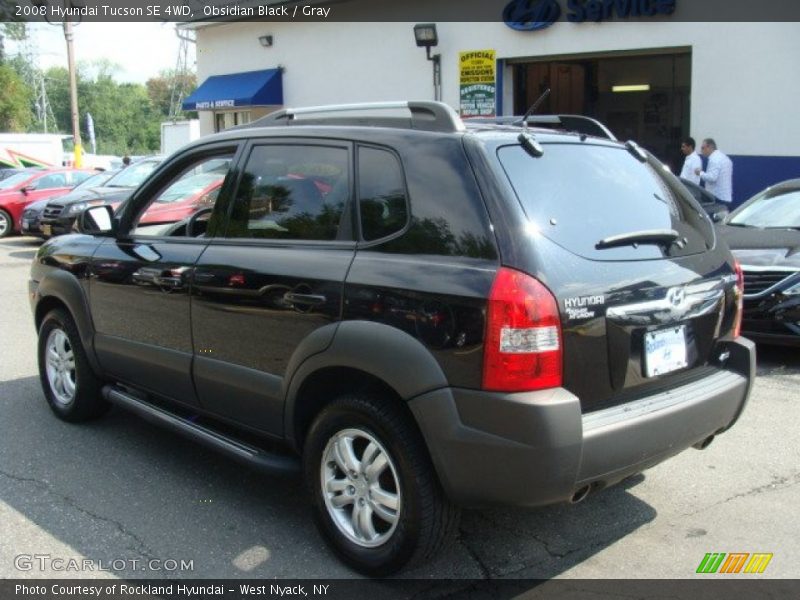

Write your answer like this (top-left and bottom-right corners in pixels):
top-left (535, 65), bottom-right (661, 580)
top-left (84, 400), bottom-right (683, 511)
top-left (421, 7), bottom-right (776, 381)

top-left (29, 101), bottom-right (755, 575)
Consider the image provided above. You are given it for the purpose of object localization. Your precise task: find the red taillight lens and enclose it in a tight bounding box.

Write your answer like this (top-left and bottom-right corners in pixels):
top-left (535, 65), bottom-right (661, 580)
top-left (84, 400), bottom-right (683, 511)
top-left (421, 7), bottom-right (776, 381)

top-left (733, 260), bottom-right (744, 338)
top-left (483, 267), bottom-right (563, 392)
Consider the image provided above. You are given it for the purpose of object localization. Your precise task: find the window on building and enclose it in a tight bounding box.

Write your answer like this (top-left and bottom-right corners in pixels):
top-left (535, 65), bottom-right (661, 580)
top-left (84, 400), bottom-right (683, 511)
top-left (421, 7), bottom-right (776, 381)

top-left (215, 113), bottom-right (226, 133)
top-left (214, 111), bottom-right (253, 132)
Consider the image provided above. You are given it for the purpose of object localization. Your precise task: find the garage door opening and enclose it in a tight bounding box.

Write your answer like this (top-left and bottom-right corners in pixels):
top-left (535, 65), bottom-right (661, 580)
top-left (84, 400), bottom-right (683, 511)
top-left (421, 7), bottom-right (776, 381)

top-left (512, 51), bottom-right (691, 172)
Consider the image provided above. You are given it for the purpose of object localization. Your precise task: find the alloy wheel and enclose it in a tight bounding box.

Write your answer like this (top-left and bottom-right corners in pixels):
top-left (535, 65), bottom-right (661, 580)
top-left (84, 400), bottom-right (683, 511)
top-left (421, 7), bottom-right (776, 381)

top-left (320, 427), bottom-right (402, 548)
top-left (45, 328), bottom-right (76, 406)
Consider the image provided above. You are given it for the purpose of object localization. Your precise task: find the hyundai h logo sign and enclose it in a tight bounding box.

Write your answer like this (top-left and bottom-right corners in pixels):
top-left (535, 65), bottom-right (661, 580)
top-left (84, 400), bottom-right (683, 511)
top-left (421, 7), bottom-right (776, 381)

top-left (666, 286), bottom-right (686, 309)
top-left (503, 0), bottom-right (561, 31)
top-left (503, 0), bottom-right (677, 31)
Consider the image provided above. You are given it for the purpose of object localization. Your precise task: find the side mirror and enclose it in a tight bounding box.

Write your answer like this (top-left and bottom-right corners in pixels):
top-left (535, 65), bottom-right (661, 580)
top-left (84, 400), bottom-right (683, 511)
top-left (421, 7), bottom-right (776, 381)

top-left (711, 211), bottom-right (727, 223)
top-left (20, 185), bottom-right (33, 195)
top-left (78, 205), bottom-right (116, 235)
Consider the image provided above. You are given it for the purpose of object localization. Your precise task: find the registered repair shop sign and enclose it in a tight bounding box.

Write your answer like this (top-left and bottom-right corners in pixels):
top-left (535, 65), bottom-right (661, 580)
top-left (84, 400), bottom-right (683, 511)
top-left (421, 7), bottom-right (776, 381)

top-left (459, 49), bottom-right (496, 117)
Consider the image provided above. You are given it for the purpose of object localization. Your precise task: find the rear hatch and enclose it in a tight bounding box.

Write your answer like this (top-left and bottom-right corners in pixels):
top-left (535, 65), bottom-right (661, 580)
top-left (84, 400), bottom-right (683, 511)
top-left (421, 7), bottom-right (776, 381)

top-left (496, 140), bottom-right (738, 412)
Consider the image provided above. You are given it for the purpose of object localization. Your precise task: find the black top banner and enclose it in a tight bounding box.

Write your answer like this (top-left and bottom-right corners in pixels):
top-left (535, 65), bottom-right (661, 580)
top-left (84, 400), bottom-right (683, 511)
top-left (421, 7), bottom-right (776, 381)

top-left (2, 0), bottom-right (800, 23)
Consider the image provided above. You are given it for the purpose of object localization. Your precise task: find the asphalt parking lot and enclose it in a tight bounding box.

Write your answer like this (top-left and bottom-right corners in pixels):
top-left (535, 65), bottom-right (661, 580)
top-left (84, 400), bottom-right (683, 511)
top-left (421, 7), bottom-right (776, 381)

top-left (1, 235), bottom-right (798, 584)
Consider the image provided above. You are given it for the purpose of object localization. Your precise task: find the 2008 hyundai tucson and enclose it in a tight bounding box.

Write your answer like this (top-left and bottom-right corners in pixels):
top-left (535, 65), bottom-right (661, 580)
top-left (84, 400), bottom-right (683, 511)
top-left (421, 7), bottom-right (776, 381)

top-left (29, 102), bottom-right (755, 575)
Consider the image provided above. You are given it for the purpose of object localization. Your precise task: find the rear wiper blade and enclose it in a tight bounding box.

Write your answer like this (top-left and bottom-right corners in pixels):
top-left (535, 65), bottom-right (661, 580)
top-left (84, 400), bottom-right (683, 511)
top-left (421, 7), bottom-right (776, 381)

top-left (596, 229), bottom-right (681, 250)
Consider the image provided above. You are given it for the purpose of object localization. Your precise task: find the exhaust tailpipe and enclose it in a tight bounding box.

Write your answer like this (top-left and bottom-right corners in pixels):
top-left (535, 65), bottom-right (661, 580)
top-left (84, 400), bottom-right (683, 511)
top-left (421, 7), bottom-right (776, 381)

top-left (693, 435), bottom-right (715, 450)
top-left (570, 485), bottom-right (591, 504)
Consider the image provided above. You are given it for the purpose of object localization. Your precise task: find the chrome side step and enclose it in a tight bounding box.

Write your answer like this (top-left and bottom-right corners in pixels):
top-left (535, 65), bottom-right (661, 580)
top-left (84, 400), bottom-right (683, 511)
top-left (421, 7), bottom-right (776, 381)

top-left (102, 385), bottom-right (299, 474)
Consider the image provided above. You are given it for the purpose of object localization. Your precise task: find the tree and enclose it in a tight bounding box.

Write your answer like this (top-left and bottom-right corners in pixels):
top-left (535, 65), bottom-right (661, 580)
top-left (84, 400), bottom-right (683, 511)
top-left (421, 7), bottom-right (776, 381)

top-left (42, 66), bottom-right (71, 135)
top-left (146, 69), bottom-right (197, 118)
top-left (43, 62), bottom-right (161, 155)
top-left (0, 62), bottom-right (31, 131)
top-left (0, 22), bottom-right (27, 64)
top-left (0, 22), bottom-right (31, 131)
top-left (27, 58), bottom-right (195, 154)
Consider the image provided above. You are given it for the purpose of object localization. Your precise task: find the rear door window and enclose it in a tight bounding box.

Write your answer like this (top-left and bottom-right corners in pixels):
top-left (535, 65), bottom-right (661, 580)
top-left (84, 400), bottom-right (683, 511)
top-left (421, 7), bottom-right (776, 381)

top-left (227, 144), bottom-right (351, 241)
top-left (34, 172), bottom-right (67, 190)
top-left (497, 143), bottom-right (713, 261)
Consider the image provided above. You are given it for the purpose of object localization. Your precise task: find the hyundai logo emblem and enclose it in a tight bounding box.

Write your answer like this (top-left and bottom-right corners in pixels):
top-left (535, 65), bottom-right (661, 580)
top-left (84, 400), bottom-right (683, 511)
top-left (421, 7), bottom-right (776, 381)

top-left (503, 0), bottom-right (561, 31)
top-left (666, 287), bottom-right (686, 308)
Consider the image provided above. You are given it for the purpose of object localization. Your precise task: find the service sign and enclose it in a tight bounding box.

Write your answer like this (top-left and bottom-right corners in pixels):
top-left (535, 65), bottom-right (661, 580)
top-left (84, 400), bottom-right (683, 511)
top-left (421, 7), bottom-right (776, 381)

top-left (459, 50), bottom-right (496, 118)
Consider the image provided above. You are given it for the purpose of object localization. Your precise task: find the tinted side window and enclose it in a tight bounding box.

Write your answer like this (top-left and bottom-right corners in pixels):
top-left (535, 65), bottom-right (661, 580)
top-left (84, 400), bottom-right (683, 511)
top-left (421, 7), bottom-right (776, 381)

top-left (358, 146), bottom-right (408, 241)
top-left (227, 145), bottom-right (349, 241)
top-left (35, 173), bottom-right (67, 189)
top-left (71, 171), bottom-right (92, 186)
top-left (131, 154), bottom-right (233, 237)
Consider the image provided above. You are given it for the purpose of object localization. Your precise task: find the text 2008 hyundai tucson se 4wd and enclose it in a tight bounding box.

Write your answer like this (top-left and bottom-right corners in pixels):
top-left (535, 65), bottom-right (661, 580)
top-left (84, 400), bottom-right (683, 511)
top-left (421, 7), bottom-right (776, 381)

top-left (30, 102), bottom-right (754, 575)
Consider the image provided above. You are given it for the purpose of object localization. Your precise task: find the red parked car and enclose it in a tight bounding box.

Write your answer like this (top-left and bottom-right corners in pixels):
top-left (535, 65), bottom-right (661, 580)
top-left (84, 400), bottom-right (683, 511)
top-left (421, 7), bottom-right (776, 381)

top-left (138, 171), bottom-right (225, 226)
top-left (0, 168), bottom-right (93, 238)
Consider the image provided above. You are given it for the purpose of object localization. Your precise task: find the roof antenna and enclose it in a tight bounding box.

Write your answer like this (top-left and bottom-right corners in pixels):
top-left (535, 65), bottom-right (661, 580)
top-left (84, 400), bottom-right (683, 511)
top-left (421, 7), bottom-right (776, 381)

top-left (517, 88), bottom-right (549, 157)
top-left (519, 88), bottom-right (551, 131)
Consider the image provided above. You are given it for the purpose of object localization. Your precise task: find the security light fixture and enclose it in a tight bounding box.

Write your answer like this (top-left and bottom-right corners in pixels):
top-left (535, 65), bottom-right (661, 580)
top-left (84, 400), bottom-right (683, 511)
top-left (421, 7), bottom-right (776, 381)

top-left (414, 23), bottom-right (438, 52)
top-left (259, 35), bottom-right (274, 48)
top-left (413, 24), bottom-right (441, 101)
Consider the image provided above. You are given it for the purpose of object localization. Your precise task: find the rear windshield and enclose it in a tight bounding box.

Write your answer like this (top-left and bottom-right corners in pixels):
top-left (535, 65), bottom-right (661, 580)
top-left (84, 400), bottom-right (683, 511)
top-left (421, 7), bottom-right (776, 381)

top-left (497, 143), bottom-right (713, 261)
top-left (74, 170), bottom-right (115, 191)
top-left (106, 160), bottom-right (159, 188)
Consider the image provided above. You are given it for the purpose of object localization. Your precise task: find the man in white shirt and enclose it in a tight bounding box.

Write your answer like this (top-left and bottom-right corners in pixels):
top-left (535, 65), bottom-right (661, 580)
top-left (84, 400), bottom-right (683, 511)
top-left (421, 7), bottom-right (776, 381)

top-left (695, 138), bottom-right (733, 203)
top-left (679, 137), bottom-right (702, 184)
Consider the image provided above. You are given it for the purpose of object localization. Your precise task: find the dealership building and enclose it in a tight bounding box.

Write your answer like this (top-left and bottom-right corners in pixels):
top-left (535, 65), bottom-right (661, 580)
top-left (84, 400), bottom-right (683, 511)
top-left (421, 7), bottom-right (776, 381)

top-left (184, 2), bottom-right (800, 204)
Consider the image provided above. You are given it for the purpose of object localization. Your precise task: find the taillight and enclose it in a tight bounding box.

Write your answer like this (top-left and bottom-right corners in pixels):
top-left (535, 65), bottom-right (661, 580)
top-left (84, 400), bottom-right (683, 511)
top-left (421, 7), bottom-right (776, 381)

top-left (483, 267), bottom-right (563, 392)
top-left (733, 260), bottom-right (744, 338)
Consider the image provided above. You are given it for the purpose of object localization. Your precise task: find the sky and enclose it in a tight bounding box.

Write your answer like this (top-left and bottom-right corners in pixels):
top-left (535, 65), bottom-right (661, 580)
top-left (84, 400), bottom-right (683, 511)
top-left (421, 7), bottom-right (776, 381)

top-left (9, 22), bottom-right (196, 84)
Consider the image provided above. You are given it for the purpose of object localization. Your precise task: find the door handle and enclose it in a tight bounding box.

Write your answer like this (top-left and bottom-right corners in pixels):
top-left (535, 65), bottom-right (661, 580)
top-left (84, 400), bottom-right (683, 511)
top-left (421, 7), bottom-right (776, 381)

top-left (283, 292), bottom-right (326, 306)
top-left (193, 272), bottom-right (215, 283)
top-left (154, 276), bottom-right (183, 289)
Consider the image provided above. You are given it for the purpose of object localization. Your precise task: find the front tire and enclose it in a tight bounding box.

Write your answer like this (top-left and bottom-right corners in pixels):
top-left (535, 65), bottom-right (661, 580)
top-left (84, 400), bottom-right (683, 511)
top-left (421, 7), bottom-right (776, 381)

top-left (304, 393), bottom-right (459, 576)
top-left (38, 308), bottom-right (108, 422)
top-left (0, 209), bottom-right (13, 239)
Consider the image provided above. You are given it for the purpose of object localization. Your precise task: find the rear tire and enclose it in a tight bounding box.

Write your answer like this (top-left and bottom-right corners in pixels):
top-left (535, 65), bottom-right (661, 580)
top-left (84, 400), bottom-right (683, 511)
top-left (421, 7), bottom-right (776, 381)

top-left (303, 393), bottom-right (459, 576)
top-left (38, 308), bottom-right (108, 422)
top-left (0, 209), bottom-right (13, 239)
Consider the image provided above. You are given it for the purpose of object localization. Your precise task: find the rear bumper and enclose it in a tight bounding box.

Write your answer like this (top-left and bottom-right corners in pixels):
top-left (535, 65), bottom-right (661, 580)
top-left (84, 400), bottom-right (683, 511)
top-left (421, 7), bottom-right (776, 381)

top-left (409, 338), bottom-right (755, 508)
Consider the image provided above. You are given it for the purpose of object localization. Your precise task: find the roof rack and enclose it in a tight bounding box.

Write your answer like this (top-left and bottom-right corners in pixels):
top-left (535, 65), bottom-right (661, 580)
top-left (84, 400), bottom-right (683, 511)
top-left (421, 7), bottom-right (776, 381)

top-left (464, 114), bottom-right (617, 140)
top-left (243, 101), bottom-right (466, 133)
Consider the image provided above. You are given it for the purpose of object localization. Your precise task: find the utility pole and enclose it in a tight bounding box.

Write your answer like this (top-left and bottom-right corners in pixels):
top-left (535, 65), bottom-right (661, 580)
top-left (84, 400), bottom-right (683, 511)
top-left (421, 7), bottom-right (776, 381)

top-left (63, 17), bottom-right (82, 167)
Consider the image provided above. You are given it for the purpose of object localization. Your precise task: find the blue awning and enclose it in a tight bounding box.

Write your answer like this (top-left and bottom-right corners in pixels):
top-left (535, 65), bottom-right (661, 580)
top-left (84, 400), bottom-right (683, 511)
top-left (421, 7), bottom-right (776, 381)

top-left (182, 68), bottom-right (283, 111)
